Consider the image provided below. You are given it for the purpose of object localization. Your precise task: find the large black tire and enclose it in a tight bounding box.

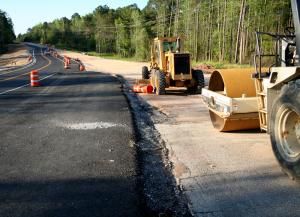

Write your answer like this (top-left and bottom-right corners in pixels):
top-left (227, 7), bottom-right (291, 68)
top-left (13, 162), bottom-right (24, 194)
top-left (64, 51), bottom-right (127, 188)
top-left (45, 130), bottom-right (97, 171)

top-left (193, 69), bottom-right (205, 93)
top-left (154, 70), bottom-right (166, 95)
top-left (189, 69), bottom-right (205, 94)
top-left (142, 66), bottom-right (150, 79)
top-left (270, 79), bottom-right (300, 180)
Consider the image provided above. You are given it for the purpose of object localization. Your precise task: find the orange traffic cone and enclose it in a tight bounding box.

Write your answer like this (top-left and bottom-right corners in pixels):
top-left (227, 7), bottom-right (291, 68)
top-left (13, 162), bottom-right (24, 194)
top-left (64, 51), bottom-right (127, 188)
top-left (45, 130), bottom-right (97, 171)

top-left (133, 84), bottom-right (153, 94)
top-left (133, 85), bottom-right (142, 93)
top-left (141, 85), bottom-right (153, 93)
top-left (79, 64), bottom-right (85, 71)
top-left (64, 61), bottom-right (69, 69)
top-left (30, 70), bottom-right (40, 87)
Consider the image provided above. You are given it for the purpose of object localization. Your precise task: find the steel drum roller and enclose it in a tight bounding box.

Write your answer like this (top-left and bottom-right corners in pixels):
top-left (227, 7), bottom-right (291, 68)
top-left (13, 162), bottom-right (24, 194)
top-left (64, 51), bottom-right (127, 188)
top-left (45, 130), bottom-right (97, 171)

top-left (208, 68), bottom-right (260, 132)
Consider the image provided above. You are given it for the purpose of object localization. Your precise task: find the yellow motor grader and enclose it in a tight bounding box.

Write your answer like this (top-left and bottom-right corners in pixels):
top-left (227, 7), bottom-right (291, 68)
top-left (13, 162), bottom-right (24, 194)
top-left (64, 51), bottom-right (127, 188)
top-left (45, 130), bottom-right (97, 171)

top-left (202, 0), bottom-right (300, 180)
top-left (141, 37), bottom-right (205, 95)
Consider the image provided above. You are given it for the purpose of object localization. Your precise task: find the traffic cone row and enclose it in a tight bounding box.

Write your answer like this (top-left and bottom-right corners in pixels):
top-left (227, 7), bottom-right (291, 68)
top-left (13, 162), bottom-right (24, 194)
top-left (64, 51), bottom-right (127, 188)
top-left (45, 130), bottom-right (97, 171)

top-left (62, 55), bottom-right (86, 72)
top-left (133, 84), bottom-right (153, 94)
top-left (49, 52), bottom-right (85, 72)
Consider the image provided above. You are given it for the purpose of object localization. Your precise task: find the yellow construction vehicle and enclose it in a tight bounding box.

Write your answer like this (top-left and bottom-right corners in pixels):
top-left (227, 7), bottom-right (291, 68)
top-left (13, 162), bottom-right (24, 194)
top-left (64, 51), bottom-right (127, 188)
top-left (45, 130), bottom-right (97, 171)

top-left (141, 37), bottom-right (205, 95)
top-left (202, 0), bottom-right (300, 180)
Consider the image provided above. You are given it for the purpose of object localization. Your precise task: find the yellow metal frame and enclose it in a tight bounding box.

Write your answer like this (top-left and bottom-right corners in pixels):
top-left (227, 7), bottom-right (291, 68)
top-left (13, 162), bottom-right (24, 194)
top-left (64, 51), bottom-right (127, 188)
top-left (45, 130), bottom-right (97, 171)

top-left (150, 37), bottom-right (192, 83)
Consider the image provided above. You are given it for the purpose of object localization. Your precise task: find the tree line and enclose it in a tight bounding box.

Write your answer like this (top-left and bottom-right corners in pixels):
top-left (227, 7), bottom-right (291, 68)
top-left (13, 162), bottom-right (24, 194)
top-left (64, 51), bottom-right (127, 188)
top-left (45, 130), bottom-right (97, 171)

top-left (0, 10), bottom-right (15, 53)
top-left (20, 0), bottom-right (292, 64)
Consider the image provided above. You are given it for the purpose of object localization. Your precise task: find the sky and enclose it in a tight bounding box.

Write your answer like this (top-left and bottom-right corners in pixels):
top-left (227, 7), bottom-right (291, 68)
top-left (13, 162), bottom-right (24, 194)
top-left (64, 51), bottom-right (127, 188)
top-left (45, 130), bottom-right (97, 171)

top-left (1, 0), bottom-right (148, 35)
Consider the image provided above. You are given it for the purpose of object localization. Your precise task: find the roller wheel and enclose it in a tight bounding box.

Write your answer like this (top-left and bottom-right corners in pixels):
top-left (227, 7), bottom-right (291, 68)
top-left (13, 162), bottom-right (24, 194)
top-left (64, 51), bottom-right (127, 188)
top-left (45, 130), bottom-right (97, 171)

top-left (154, 70), bottom-right (166, 95)
top-left (270, 79), bottom-right (300, 180)
top-left (142, 66), bottom-right (150, 79)
top-left (209, 111), bottom-right (259, 132)
top-left (191, 69), bottom-right (205, 94)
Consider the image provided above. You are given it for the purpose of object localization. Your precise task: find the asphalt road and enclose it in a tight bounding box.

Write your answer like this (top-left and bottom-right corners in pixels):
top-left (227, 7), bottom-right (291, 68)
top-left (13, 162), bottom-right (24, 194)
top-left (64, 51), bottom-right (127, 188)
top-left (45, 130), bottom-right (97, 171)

top-left (0, 45), bottom-right (141, 217)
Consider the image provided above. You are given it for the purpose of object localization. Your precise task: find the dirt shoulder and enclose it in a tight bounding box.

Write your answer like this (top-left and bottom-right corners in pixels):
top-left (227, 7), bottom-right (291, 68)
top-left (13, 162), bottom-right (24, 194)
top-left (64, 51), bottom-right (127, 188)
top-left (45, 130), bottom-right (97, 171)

top-left (0, 44), bottom-right (30, 68)
top-left (58, 50), bottom-right (146, 78)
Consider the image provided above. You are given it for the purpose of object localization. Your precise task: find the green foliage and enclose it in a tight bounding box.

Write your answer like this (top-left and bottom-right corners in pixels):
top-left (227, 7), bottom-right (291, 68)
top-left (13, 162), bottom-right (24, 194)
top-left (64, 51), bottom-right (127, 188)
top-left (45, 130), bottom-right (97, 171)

top-left (0, 10), bottom-right (16, 53)
top-left (19, 0), bottom-right (292, 63)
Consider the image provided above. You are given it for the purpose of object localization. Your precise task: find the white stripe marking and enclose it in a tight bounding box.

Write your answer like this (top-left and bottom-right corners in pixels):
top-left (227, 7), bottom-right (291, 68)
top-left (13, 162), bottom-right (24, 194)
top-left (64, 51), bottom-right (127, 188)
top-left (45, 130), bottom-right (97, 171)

top-left (59, 122), bottom-right (125, 130)
top-left (0, 73), bottom-right (57, 95)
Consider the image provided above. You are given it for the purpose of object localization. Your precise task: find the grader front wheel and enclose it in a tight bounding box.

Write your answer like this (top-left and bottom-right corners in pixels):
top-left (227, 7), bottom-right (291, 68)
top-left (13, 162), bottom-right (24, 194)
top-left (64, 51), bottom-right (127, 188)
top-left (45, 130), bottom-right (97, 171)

top-left (270, 80), bottom-right (300, 180)
top-left (154, 70), bottom-right (166, 95)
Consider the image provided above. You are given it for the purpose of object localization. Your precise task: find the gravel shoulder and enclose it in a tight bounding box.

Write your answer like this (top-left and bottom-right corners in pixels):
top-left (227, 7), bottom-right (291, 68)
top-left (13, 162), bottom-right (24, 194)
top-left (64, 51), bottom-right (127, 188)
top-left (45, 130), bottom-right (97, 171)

top-left (0, 44), bottom-right (30, 68)
top-left (58, 50), bottom-right (300, 217)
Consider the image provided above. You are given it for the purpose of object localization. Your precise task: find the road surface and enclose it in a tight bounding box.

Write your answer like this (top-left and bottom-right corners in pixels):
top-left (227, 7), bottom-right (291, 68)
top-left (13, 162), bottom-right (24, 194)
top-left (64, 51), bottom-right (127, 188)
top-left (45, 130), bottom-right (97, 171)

top-left (0, 45), bottom-right (141, 217)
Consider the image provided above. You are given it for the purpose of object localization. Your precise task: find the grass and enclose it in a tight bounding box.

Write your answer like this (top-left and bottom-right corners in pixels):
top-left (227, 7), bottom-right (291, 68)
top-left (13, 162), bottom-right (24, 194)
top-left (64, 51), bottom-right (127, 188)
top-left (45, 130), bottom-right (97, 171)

top-left (192, 60), bottom-right (252, 69)
top-left (87, 53), bottom-right (250, 69)
top-left (86, 52), bottom-right (146, 62)
top-left (57, 47), bottom-right (251, 69)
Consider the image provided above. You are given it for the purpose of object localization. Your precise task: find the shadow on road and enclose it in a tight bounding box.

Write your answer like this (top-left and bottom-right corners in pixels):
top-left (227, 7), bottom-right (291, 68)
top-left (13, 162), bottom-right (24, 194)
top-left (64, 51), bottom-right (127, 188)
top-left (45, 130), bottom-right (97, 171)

top-left (0, 177), bottom-right (141, 217)
top-left (43, 71), bottom-right (118, 87)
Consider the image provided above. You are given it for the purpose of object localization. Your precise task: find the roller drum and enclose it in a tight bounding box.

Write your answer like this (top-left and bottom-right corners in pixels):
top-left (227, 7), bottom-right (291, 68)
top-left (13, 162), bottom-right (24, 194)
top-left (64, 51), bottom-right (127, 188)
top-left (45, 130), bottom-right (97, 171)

top-left (208, 68), bottom-right (260, 132)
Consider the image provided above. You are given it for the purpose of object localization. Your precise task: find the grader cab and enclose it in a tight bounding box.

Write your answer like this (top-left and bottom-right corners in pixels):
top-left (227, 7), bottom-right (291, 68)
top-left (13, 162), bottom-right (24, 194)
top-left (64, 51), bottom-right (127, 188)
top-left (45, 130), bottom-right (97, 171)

top-left (141, 37), bottom-right (205, 95)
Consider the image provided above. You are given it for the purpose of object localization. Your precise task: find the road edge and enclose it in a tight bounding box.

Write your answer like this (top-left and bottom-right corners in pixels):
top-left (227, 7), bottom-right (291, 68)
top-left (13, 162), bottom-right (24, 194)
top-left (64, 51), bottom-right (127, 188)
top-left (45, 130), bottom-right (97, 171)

top-left (115, 74), bottom-right (193, 217)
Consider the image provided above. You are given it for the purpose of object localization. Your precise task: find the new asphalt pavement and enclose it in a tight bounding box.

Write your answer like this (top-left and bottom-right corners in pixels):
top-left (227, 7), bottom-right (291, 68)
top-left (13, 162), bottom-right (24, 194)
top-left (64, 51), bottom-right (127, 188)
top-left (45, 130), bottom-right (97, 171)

top-left (0, 44), bottom-right (141, 217)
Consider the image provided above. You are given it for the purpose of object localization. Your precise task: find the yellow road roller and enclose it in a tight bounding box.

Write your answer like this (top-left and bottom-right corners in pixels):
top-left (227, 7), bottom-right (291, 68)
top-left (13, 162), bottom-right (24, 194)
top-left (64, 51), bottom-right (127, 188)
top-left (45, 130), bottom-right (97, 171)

top-left (202, 68), bottom-right (262, 132)
top-left (202, 0), bottom-right (300, 180)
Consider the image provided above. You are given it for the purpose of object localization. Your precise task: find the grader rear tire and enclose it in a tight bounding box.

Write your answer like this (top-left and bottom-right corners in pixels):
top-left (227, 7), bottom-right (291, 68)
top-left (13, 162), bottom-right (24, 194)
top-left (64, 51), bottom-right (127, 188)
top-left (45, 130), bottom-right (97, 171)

top-left (142, 66), bottom-right (150, 79)
top-left (193, 70), bottom-right (205, 93)
top-left (187, 70), bottom-right (205, 94)
top-left (270, 79), bottom-right (300, 180)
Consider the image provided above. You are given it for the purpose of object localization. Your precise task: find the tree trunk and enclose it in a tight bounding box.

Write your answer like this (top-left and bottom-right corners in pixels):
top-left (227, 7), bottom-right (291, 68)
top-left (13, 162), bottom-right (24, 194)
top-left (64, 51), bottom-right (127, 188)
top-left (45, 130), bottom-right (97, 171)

top-left (174, 0), bottom-right (180, 36)
top-left (221, 0), bottom-right (227, 61)
top-left (235, 0), bottom-right (246, 63)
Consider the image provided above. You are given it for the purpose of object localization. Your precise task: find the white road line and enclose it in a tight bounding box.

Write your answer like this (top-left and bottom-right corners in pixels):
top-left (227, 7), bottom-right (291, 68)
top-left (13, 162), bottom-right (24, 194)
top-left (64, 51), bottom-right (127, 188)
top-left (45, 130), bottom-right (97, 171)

top-left (0, 73), bottom-right (57, 95)
top-left (56, 122), bottom-right (126, 130)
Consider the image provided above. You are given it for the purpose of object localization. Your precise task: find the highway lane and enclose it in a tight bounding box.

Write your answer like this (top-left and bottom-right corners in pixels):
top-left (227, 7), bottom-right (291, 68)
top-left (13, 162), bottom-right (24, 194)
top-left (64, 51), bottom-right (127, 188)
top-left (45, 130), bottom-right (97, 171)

top-left (0, 48), bottom-right (141, 216)
top-left (0, 44), bottom-right (61, 94)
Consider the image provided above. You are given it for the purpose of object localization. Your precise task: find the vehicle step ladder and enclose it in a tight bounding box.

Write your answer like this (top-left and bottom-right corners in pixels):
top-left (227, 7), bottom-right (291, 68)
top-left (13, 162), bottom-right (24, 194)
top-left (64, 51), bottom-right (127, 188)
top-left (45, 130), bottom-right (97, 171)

top-left (254, 78), bottom-right (268, 131)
